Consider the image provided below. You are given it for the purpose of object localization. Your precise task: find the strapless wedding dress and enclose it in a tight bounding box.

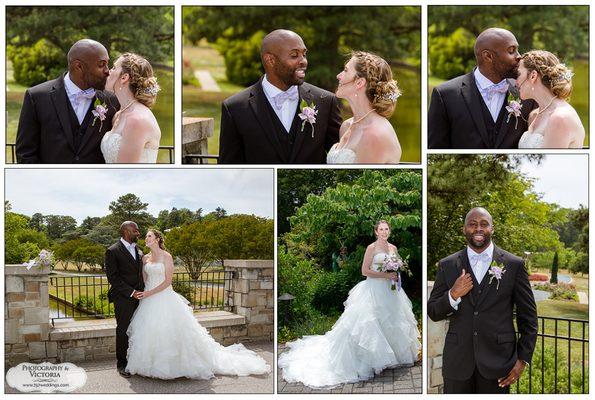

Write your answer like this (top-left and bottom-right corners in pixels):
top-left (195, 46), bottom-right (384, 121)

top-left (125, 262), bottom-right (271, 379)
top-left (518, 131), bottom-right (545, 148)
top-left (278, 253), bottom-right (420, 388)
top-left (100, 131), bottom-right (159, 163)
top-left (327, 143), bottom-right (357, 164)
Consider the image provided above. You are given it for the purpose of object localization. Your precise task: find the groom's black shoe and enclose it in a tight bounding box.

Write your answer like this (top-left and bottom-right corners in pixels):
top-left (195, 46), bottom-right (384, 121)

top-left (117, 367), bottom-right (131, 378)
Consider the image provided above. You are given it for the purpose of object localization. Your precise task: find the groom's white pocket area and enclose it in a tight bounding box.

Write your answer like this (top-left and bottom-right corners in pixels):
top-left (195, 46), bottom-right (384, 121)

top-left (6, 362), bottom-right (87, 393)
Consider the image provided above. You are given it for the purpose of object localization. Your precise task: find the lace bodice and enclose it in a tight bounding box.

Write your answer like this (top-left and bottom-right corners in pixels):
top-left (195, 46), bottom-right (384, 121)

top-left (327, 143), bottom-right (357, 164)
top-left (101, 131), bottom-right (159, 163)
top-left (143, 262), bottom-right (168, 291)
top-left (518, 131), bottom-right (545, 149)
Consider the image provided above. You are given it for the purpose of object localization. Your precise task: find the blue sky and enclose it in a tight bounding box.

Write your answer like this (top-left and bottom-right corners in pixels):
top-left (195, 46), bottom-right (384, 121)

top-left (5, 169), bottom-right (274, 223)
top-left (518, 154), bottom-right (588, 209)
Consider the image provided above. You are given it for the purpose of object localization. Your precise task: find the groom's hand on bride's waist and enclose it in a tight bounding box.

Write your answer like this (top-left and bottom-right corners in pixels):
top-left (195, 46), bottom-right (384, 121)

top-left (450, 269), bottom-right (473, 300)
top-left (498, 359), bottom-right (527, 387)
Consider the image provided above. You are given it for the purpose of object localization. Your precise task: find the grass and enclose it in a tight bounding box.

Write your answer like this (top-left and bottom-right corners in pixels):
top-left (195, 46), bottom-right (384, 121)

top-left (5, 61), bottom-right (175, 163)
top-left (182, 43), bottom-right (422, 163)
top-left (427, 59), bottom-right (589, 147)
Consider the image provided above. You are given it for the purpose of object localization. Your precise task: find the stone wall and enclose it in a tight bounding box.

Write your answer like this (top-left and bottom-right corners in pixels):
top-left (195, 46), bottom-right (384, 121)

top-left (427, 281), bottom-right (448, 394)
top-left (5, 264), bottom-right (56, 367)
top-left (226, 260), bottom-right (274, 345)
top-left (182, 117), bottom-right (214, 161)
top-left (5, 260), bottom-right (274, 366)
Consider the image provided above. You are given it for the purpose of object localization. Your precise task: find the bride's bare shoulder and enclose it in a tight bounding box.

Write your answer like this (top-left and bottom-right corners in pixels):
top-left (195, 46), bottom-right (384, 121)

top-left (339, 117), bottom-right (354, 138)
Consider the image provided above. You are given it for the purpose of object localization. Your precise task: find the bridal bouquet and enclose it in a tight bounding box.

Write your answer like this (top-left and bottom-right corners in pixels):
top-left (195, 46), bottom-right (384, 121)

top-left (382, 252), bottom-right (411, 291)
top-left (23, 249), bottom-right (55, 271)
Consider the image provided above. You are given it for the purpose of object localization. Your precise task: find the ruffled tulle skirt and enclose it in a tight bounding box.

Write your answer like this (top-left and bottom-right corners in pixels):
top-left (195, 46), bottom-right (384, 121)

top-left (278, 278), bottom-right (420, 388)
top-left (125, 287), bottom-right (271, 380)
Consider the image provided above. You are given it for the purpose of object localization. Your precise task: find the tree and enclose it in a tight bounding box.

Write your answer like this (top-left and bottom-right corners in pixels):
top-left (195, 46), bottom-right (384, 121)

top-left (28, 212), bottom-right (45, 232)
top-left (5, 212), bottom-right (49, 264)
top-left (43, 215), bottom-right (77, 240)
top-left (55, 238), bottom-right (104, 272)
top-left (427, 154), bottom-right (562, 279)
top-left (79, 217), bottom-right (102, 235)
top-left (155, 207), bottom-right (202, 231)
top-left (429, 6), bottom-right (589, 79)
top-left (83, 222), bottom-right (119, 248)
top-left (550, 251), bottom-right (559, 284)
top-left (105, 193), bottom-right (155, 233)
top-left (166, 220), bottom-right (217, 280)
top-left (183, 6), bottom-right (420, 90)
top-left (7, 6), bottom-right (174, 86)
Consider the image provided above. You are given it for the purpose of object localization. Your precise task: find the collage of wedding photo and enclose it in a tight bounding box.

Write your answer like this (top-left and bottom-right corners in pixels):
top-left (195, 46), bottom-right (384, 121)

top-left (2, 2), bottom-right (591, 399)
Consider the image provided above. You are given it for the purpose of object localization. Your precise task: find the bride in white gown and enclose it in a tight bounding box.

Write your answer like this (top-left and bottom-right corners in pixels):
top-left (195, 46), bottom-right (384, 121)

top-left (102, 53), bottom-right (161, 163)
top-left (327, 52), bottom-right (402, 164)
top-left (278, 220), bottom-right (420, 388)
top-left (125, 229), bottom-right (271, 379)
top-left (516, 50), bottom-right (584, 148)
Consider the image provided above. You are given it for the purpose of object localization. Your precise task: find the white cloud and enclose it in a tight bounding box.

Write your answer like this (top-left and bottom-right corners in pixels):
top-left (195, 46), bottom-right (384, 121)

top-left (5, 169), bottom-right (273, 223)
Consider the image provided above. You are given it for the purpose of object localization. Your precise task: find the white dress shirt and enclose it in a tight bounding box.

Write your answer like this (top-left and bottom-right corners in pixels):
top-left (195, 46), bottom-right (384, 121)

top-left (261, 74), bottom-right (299, 133)
top-left (474, 68), bottom-right (508, 122)
top-left (120, 237), bottom-right (137, 260)
top-left (449, 242), bottom-right (494, 310)
top-left (64, 73), bottom-right (95, 124)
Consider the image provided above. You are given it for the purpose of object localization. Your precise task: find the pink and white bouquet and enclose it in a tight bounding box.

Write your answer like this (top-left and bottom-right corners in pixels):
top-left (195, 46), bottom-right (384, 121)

top-left (382, 251), bottom-right (411, 291)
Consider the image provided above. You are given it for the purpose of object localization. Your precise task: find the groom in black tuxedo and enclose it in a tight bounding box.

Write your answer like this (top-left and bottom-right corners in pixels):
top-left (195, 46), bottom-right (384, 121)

top-left (16, 39), bottom-right (119, 163)
top-left (104, 221), bottom-right (144, 377)
top-left (428, 207), bottom-right (537, 393)
top-left (428, 28), bottom-right (536, 149)
top-left (219, 29), bottom-right (341, 164)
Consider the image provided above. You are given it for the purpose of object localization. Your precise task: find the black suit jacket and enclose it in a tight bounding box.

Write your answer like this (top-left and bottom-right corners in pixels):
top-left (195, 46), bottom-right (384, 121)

top-left (16, 73), bottom-right (119, 163)
top-left (428, 245), bottom-right (538, 381)
top-left (428, 71), bottom-right (536, 149)
top-left (104, 240), bottom-right (144, 302)
top-left (219, 77), bottom-right (341, 164)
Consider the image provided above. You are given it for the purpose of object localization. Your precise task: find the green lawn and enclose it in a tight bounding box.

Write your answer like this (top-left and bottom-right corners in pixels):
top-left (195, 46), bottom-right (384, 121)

top-left (6, 62), bottom-right (174, 163)
top-left (183, 43), bottom-right (422, 163)
top-left (427, 59), bottom-right (589, 147)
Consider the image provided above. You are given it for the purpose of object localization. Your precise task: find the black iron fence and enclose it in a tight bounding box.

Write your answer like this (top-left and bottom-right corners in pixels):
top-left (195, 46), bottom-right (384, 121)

top-left (49, 270), bottom-right (233, 325)
top-left (5, 143), bottom-right (174, 164)
top-left (183, 153), bottom-right (220, 164)
top-left (513, 315), bottom-right (589, 394)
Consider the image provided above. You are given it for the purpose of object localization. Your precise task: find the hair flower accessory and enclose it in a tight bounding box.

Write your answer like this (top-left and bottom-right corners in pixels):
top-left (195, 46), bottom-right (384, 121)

top-left (554, 68), bottom-right (574, 83)
top-left (379, 92), bottom-right (401, 103)
top-left (143, 83), bottom-right (161, 97)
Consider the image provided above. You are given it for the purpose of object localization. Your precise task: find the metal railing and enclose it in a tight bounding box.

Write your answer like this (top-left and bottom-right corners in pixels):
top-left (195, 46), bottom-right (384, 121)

top-left (5, 143), bottom-right (174, 164)
top-left (183, 154), bottom-right (220, 164)
top-left (513, 315), bottom-right (589, 394)
top-left (49, 270), bottom-right (233, 325)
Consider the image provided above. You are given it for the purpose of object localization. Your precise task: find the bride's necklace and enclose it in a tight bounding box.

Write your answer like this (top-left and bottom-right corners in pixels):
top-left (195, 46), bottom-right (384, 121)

top-left (339, 109), bottom-right (376, 148)
top-left (537, 96), bottom-right (556, 115)
top-left (119, 99), bottom-right (137, 114)
top-left (113, 99), bottom-right (137, 128)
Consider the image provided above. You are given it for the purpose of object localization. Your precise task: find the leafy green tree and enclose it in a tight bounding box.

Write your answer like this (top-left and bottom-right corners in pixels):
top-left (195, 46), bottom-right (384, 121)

top-left (166, 220), bottom-right (217, 280)
top-left (429, 6), bottom-right (589, 79)
top-left (105, 193), bottom-right (155, 234)
top-left (83, 222), bottom-right (119, 248)
top-left (183, 6), bottom-right (420, 90)
top-left (79, 217), bottom-right (102, 235)
top-left (43, 215), bottom-right (77, 240)
top-left (55, 238), bottom-right (104, 272)
top-left (427, 155), bottom-right (562, 279)
top-left (5, 212), bottom-right (49, 264)
top-left (155, 207), bottom-right (202, 231)
top-left (28, 212), bottom-right (45, 232)
top-left (7, 6), bottom-right (174, 86)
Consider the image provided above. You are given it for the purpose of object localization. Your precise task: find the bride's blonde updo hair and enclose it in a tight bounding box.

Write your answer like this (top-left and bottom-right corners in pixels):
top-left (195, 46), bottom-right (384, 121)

top-left (147, 228), bottom-right (166, 250)
top-left (351, 51), bottom-right (401, 118)
top-left (117, 52), bottom-right (160, 108)
top-left (521, 50), bottom-right (573, 100)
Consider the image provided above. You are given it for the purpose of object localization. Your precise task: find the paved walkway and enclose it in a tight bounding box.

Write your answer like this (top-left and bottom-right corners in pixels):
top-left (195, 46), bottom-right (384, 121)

top-left (194, 70), bottom-right (221, 92)
top-left (277, 345), bottom-right (421, 394)
top-left (5, 341), bottom-right (273, 394)
top-left (578, 291), bottom-right (588, 304)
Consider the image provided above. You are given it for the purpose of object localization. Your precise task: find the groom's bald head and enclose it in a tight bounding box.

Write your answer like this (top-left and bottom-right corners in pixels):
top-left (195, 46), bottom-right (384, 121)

top-left (474, 28), bottom-right (521, 80)
top-left (66, 39), bottom-right (110, 90)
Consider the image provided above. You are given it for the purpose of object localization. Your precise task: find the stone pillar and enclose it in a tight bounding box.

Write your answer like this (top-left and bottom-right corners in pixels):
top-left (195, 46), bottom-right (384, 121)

top-left (427, 281), bottom-right (448, 394)
top-left (5, 264), bottom-right (55, 367)
top-left (225, 260), bottom-right (274, 344)
top-left (182, 117), bottom-right (214, 162)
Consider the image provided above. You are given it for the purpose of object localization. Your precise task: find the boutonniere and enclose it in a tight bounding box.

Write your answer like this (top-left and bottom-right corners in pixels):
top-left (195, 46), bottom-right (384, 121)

top-left (298, 99), bottom-right (318, 138)
top-left (488, 260), bottom-right (506, 290)
top-left (91, 98), bottom-right (108, 131)
top-left (505, 93), bottom-right (524, 129)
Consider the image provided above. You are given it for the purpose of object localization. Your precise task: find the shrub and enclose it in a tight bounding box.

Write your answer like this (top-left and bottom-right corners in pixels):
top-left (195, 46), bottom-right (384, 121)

top-left (8, 40), bottom-right (64, 87)
top-left (533, 282), bottom-right (578, 302)
top-left (529, 273), bottom-right (549, 281)
top-left (73, 289), bottom-right (111, 315)
top-left (215, 31), bottom-right (264, 87)
top-left (172, 279), bottom-right (195, 302)
top-left (429, 27), bottom-right (476, 80)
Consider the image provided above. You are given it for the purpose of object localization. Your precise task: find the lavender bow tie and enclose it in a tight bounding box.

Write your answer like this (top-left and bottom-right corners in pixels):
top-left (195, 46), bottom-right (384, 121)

top-left (273, 87), bottom-right (298, 110)
top-left (484, 81), bottom-right (509, 101)
top-left (74, 88), bottom-right (96, 104)
top-left (470, 252), bottom-right (491, 266)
